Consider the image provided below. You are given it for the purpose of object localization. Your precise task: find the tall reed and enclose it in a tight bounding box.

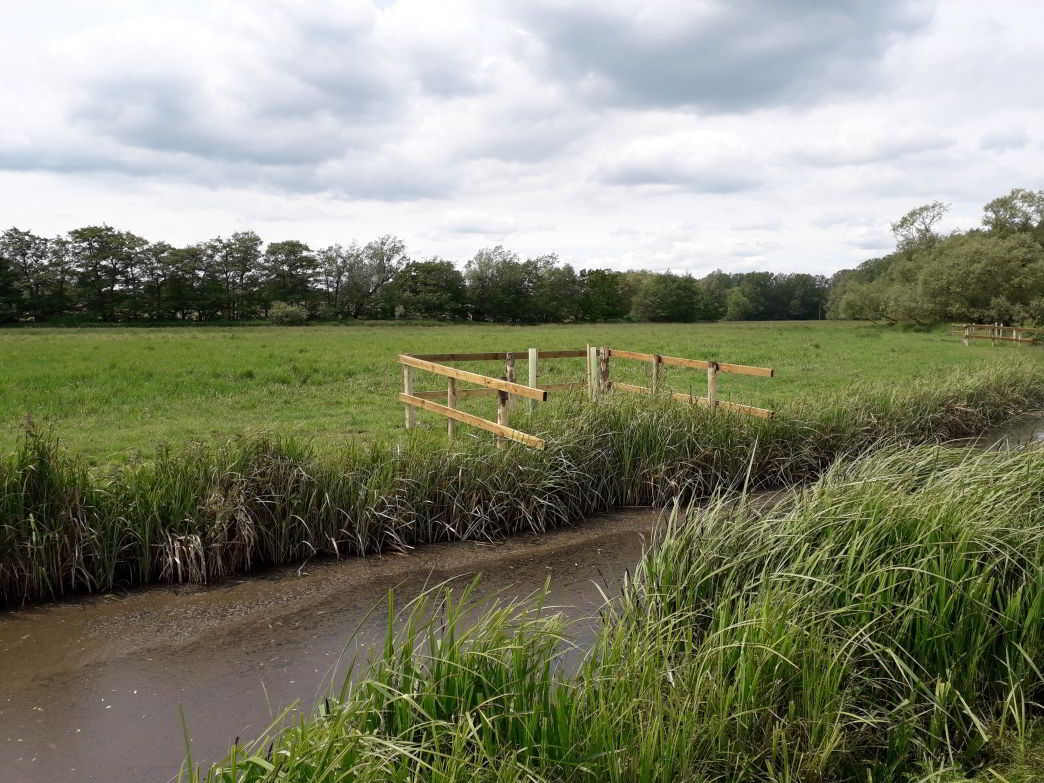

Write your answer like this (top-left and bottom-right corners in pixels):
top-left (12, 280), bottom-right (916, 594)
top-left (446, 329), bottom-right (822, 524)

top-left (2, 359), bottom-right (1043, 606)
top-left (188, 443), bottom-right (1044, 782)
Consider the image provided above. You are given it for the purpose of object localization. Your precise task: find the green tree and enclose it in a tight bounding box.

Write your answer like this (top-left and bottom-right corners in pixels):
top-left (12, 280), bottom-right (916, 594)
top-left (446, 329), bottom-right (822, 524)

top-left (982, 188), bottom-right (1044, 235)
top-left (261, 240), bottom-right (315, 310)
top-left (396, 258), bottom-right (467, 320)
top-left (578, 269), bottom-right (630, 321)
top-left (723, 287), bottom-right (755, 321)
top-left (890, 201), bottom-right (949, 252)
top-left (68, 225), bottom-right (148, 321)
top-left (630, 273), bottom-right (699, 322)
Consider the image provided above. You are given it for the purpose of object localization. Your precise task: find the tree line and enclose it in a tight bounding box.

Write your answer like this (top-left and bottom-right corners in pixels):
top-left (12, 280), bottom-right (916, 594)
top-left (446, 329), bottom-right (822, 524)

top-left (829, 188), bottom-right (1044, 325)
top-left (0, 224), bottom-right (829, 324)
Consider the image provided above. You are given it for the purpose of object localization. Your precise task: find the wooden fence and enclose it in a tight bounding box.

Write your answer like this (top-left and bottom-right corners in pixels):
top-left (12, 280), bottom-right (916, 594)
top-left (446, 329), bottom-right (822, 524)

top-left (952, 323), bottom-right (1043, 345)
top-left (398, 347), bottom-right (775, 450)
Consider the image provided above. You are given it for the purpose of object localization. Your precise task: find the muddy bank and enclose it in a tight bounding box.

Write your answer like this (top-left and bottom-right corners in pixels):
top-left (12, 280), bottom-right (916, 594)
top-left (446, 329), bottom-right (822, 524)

top-left (0, 508), bottom-right (662, 783)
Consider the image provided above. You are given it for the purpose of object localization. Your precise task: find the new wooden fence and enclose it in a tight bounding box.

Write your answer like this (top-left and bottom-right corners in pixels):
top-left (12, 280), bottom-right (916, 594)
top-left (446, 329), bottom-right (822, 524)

top-left (952, 323), bottom-right (1043, 345)
top-left (398, 347), bottom-right (775, 450)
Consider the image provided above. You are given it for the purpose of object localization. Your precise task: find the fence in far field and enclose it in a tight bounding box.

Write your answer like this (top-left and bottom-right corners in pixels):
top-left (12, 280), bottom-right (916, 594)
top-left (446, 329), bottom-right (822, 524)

top-left (397, 347), bottom-right (775, 450)
top-left (952, 323), bottom-right (1043, 346)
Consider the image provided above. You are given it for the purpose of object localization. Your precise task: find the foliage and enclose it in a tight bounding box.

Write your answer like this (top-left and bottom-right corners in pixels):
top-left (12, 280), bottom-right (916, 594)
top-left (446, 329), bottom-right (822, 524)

top-left (0, 227), bottom-right (831, 325)
top-left (267, 301), bottom-right (309, 325)
top-left (831, 187), bottom-right (1044, 325)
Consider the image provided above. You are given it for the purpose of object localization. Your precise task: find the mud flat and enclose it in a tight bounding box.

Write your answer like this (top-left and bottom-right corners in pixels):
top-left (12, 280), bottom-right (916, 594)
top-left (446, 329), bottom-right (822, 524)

top-left (0, 508), bottom-right (661, 783)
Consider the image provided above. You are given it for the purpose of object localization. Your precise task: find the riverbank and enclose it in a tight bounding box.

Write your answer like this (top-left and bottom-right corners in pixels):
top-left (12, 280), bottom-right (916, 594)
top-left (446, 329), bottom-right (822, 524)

top-left (192, 441), bottom-right (1044, 783)
top-left (4, 359), bottom-right (1044, 607)
top-left (0, 508), bottom-right (660, 782)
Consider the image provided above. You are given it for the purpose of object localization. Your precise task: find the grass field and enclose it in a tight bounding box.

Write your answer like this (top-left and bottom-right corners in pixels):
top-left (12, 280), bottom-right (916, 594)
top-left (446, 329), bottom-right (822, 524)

top-left (0, 321), bottom-right (1036, 461)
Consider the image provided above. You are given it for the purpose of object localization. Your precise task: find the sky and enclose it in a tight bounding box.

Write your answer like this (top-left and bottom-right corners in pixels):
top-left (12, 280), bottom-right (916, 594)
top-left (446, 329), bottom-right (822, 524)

top-left (1, 0), bottom-right (1041, 277)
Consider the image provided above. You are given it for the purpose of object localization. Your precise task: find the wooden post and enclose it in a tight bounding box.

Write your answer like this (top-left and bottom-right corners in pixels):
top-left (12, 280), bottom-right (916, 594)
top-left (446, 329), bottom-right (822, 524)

top-left (446, 378), bottom-right (456, 440)
top-left (993, 322), bottom-right (998, 347)
top-left (599, 346), bottom-right (609, 392)
top-left (963, 325), bottom-right (969, 346)
top-left (652, 355), bottom-right (661, 393)
top-left (528, 347), bottom-right (538, 413)
top-left (403, 365), bottom-right (416, 429)
top-left (587, 345), bottom-right (597, 401)
top-left (496, 380), bottom-right (508, 448)
top-left (707, 361), bottom-right (719, 409)
top-left (505, 352), bottom-right (516, 411)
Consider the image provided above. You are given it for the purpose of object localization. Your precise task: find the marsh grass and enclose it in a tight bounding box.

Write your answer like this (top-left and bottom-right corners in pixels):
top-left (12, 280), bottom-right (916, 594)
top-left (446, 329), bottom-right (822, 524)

top-left (186, 443), bottom-right (1044, 783)
top-left (2, 359), bottom-right (1044, 606)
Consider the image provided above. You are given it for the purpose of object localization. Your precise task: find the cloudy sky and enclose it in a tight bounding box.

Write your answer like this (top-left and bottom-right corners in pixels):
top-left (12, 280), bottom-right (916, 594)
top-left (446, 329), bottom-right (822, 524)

top-left (1, 0), bottom-right (1040, 276)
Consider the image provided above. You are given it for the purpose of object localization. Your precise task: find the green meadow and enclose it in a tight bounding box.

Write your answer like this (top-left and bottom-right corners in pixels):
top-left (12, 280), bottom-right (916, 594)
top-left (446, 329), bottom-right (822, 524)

top-left (0, 320), bottom-right (1031, 462)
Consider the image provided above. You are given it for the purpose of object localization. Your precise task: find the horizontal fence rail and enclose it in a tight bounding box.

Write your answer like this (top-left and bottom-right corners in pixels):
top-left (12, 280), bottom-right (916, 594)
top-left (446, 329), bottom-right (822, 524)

top-left (398, 355), bottom-right (548, 401)
top-left (398, 393), bottom-right (545, 449)
top-left (606, 349), bottom-right (775, 377)
top-left (396, 345), bottom-right (776, 449)
top-left (952, 324), bottom-right (1042, 346)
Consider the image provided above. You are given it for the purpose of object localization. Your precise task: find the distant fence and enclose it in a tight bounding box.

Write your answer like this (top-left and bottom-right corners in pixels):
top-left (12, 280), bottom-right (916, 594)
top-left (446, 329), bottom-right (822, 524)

top-left (397, 347), bottom-right (775, 450)
top-left (952, 323), bottom-right (1043, 345)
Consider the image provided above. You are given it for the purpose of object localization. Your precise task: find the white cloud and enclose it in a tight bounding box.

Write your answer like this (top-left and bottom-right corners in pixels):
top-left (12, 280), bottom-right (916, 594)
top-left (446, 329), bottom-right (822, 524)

top-left (0, 0), bottom-right (1042, 275)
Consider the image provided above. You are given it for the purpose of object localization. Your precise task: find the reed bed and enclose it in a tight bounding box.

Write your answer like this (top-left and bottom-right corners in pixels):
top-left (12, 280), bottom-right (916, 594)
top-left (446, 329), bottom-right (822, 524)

top-left (187, 442), bottom-right (1044, 782)
top-left (2, 359), bottom-right (1044, 606)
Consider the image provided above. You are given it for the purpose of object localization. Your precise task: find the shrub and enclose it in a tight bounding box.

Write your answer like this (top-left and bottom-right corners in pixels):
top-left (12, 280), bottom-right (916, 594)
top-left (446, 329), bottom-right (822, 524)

top-left (267, 301), bottom-right (308, 325)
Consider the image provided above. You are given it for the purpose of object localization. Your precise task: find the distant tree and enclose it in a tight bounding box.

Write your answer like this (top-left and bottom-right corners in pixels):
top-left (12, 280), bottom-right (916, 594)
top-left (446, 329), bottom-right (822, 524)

top-left (917, 232), bottom-right (1044, 323)
top-left (261, 240), bottom-right (315, 310)
top-left (68, 225), bottom-right (148, 321)
top-left (344, 235), bottom-right (409, 318)
top-left (315, 243), bottom-right (357, 316)
top-left (723, 287), bottom-right (755, 321)
top-left (465, 246), bottom-right (529, 322)
top-left (0, 228), bottom-right (50, 319)
top-left (891, 201), bottom-right (949, 252)
top-left (630, 273), bottom-right (699, 322)
top-left (698, 270), bottom-right (732, 320)
top-left (578, 269), bottom-right (630, 321)
top-left (212, 231), bottom-right (262, 319)
top-left (527, 255), bottom-right (580, 322)
top-left (982, 188), bottom-right (1044, 235)
top-left (396, 258), bottom-right (468, 320)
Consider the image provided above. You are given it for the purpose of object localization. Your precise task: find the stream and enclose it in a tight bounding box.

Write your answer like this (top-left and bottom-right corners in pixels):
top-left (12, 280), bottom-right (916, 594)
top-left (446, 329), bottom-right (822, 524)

top-left (0, 508), bottom-right (661, 783)
top-left (3, 416), bottom-right (1043, 783)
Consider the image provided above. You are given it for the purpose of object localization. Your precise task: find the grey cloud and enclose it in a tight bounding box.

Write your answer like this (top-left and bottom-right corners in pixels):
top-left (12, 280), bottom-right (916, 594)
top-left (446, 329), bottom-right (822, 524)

top-left (793, 130), bottom-right (954, 167)
top-left (979, 125), bottom-right (1029, 151)
top-left (509, 0), bottom-right (932, 111)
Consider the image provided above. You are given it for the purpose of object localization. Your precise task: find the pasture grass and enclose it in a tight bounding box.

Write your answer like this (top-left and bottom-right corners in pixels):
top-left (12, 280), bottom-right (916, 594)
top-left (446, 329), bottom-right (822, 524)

top-left (186, 443), bottom-right (1044, 783)
top-left (2, 358), bottom-right (1044, 605)
top-left (0, 320), bottom-right (1031, 462)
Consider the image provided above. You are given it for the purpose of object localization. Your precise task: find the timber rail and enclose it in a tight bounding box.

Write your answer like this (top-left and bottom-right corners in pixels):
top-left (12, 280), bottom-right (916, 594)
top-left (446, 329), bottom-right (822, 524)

top-left (398, 347), bottom-right (775, 450)
top-left (952, 323), bottom-right (1042, 345)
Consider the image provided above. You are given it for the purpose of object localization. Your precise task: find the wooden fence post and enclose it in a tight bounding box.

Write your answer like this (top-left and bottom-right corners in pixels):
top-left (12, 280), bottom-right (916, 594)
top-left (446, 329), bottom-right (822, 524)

top-left (963, 325), bottom-right (969, 346)
top-left (993, 322), bottom-right (998, 347)
top-left (707, 361), bottom-right (719, 409)
top-left (505, 352), bottom-right (516, 411)
top-left (496, 380), bottom-right (508, 448)
top-left (528, 347), bottom-right (538, 413)
top-left (446, 378), bottom-right (456, 440)
top-left (587, 345), bottom-right (597, 401)
top-left (599, 346), bottom-right (609, 392)
top-left (403, 365), bottom-right (416, 429)
top-left (652, 355), bottom-right (661, 393)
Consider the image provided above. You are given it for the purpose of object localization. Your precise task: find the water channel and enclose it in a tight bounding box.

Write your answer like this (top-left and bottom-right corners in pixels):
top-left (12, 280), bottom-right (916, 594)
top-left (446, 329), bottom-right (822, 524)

top-left (3, 416), bottom-right (1043, 782)
top-left (0, 508), bottom-right (662, 782)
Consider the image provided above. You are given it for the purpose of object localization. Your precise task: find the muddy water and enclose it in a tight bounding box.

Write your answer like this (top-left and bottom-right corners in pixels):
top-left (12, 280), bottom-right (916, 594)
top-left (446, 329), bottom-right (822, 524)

top-left (0, 508), bottom-right (662, 783)
top-left (980, 414), bottom-right (1044, 448)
